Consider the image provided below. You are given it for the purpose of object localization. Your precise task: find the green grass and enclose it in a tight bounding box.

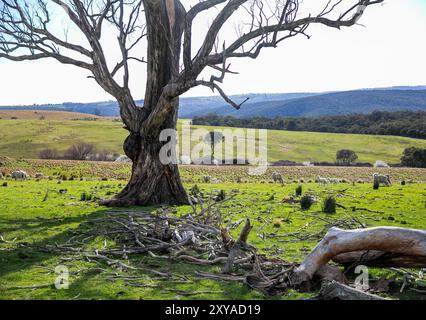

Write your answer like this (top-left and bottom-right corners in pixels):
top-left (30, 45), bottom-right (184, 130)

top-left (0, 171), bottom-right (425, 300)
top-left (1, 118), bottom-right (426, 163)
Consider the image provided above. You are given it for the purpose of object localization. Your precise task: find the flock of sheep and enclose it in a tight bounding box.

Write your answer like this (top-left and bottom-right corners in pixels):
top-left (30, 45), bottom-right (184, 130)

top-left (1, 170), bottom-right (42, 180)
top-left (271, 172), bottom-right (392, 187)
top-left (2, 169), bottom-right (393, 188)
top-left (198, 171), bottom-right (393, 187)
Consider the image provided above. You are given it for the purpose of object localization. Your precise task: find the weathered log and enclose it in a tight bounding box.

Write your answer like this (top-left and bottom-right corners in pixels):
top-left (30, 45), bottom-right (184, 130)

top-left (293, 227), bottom-right (426, 284)
top-left (320, 281), bottom-right (388, 300)
top-left (333, 250), bottom-right (426, 268)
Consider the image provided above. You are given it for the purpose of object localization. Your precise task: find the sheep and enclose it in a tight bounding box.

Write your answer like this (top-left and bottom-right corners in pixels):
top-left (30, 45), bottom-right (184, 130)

top-left (212, 159), bottom-right (219, 166)
top-left (180, 155), bottom-right (191, 165)
top-left (374, 160), bottom-right (390, 168)
top-left (114, 155), bottom-right (132, 163)
top-left (203, 175), bottom-right (211, 183)
top-left (316, 175), bottom-right (330, 185)
top-left (373, 173), bottom-right (392, 187)
top-left (11, 170), bottom-right (30, 180)
top-left (271, 172), bottom-right (284, 184)
top-left (328, 178), bottom-right (342, 184)
top-left (35, 172), bottom-right (44, 179)
top-left (211, 177), bottom-right (221, 184)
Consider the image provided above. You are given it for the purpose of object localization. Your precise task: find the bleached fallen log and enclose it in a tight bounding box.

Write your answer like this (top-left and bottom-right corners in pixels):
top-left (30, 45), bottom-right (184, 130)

top-left (333, 250), bottom-right (426, 268)
top-left (292, 227), bottom-right (426, 284)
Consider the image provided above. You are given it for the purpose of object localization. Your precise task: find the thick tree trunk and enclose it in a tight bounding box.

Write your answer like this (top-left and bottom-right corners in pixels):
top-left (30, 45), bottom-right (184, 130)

top-left (101, 0), bottom-right (188, 206)
top-left (103, 125), bottom-right (188, 206)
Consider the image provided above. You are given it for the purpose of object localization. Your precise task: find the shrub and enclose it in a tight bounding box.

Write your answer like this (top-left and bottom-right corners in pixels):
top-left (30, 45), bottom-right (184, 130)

top-left (190, 184), bottom-right (201, 197)
top-left (215, 189), bottom-right (226, 202)
top-left (373, 180), bottom-right (379, 189)
top-left (401, 147), bottom-right (426, 168)
top-left (322, 196), bottom-right (336, 214)
top-left (80, 192), bottom-right (93, 201)
top-left (336, 149), bottom-right (358, 165)
top-left (39, 148), bottom-right (60, 159)
top-left (295, 185), bottom-right (303, 196)
top-left (300, 195), bottom-right (315, 210)
top-left (64, 143), bottom-right (95, 160)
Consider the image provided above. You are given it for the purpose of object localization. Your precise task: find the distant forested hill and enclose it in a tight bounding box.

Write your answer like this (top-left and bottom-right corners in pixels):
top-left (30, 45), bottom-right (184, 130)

top-left (200, 89), bottom-right (426, 118)
top-left (1, 86), bottom-right (426, 118)
top-left (192, 111), bottom-right (426, 139)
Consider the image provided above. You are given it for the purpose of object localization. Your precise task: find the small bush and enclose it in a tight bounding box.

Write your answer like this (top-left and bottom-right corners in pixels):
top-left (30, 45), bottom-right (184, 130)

top-left (2, 182), bottom-right (7, 187)
top-left (322, 196), bottom-right (336, 214)
top-left (401, 147), bottom-right (426, 168)
top-left (336, 149), bottom-right (358, 165)
top-left (39, 148), bottom-right (60, 159)
top-left (373, 180), bottom-right (379, 190)
top-left (401, 180), bottom-right (406, 186)
top-left (190, 184), bottom-right (201, 197)
top-left (295, 185), bottom-right (303, 196)
top-left (215, 189), bottom-right (226, 202)
top-left (300, 195), bottom-right (315, 210)
top-left (64, 143), bottom-right (95, 160)
top-left (80, 192), bottom-right (93, 201)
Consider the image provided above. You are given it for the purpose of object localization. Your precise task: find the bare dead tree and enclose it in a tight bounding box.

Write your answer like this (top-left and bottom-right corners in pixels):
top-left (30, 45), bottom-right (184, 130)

top-left (0, 0), bottom-right (384, 206)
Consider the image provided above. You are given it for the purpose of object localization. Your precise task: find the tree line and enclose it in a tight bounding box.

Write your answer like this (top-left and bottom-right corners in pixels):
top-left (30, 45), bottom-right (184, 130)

top-left (192, 111), bottom-right (426, 139)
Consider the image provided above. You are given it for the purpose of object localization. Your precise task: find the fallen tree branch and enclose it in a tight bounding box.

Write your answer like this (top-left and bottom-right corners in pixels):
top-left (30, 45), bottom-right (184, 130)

top-left (292, 227), bottom-right (426, 284)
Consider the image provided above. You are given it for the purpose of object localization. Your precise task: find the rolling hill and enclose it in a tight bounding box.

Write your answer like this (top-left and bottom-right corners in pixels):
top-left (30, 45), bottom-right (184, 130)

top-left (1, 86), bottom-right (426, 118)
top-left (1, 118), bottom-right (426, 164)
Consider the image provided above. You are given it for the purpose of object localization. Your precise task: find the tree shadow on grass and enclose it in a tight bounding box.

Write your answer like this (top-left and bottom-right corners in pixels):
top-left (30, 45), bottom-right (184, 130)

top-left (0, 207), bottom-right (153, 279)
top-left (0, 206), bottom-right (281, 300)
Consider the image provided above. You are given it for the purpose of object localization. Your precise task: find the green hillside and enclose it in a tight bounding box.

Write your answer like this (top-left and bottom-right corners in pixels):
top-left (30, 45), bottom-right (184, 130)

top-left (1, 119), bottom-right (425, 163)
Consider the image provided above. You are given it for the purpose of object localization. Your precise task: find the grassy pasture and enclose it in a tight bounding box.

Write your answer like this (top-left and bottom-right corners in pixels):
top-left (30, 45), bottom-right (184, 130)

top-left (0, 110), bottom-right (105, 120)
top-left (0, 161), bottom-right (425, 300)
top-left (1, 117), bottom-right (426, 163)
top-left (1, 159), bottom-right (426, 183)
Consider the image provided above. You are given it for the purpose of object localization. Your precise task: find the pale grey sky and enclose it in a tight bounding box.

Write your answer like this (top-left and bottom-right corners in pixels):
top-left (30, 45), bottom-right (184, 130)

top-left (0, 0), bottom-right (425, 105)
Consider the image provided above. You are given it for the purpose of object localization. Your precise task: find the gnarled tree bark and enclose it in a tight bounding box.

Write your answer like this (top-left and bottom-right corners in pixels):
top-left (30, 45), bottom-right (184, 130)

top-left (101, 0), bottom-right (188, 206)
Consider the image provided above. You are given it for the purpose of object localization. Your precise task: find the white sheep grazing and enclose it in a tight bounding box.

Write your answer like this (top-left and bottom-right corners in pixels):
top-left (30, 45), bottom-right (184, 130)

top-left (328, 178), bottom-right (342, 184)
top-left (211, 177), bottom-right (221, 184)
top-left (180, 155), bottom-right (191, 165)
top-left (317, 175), bottom-right (330, 185)
top-left (114, 155), bottom-right (132, 163)
top-left (11, 170), bottom-right (30, 180)
top-left (374, 160), bottom-right (390, 168)
top-left (271, 172), bottom-right (284, 183)
top-left (373, 173), bottom-right (392, 187)
top-left (212, 159), bottom-right (219, 166)
top-left (203, 175), bottom-right (211, 183)
top-left (35, 172), bottom-right (44, 179)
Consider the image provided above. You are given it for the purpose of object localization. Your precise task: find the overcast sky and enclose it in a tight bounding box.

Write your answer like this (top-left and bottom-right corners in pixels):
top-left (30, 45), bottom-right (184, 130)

top-left (0, 0), bottom-right (425, 105)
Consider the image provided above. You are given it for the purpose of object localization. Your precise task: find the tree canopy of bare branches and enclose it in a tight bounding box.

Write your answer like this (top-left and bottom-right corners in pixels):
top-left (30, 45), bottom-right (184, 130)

top-left (0, 0), bottom-right (385, 206)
